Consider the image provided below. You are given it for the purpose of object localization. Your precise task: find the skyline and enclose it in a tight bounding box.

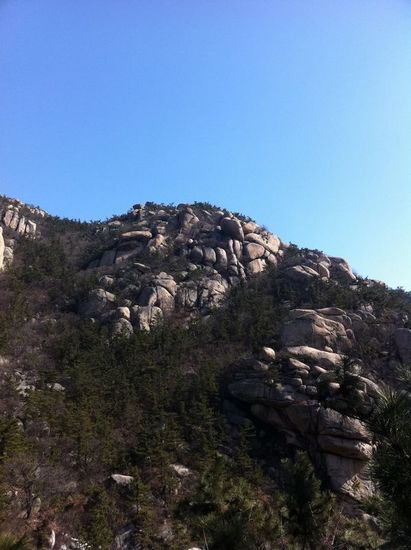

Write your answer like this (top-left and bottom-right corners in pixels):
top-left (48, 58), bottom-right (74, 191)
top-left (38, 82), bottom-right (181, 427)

top-left (1, 1), bottom-right (410, 289)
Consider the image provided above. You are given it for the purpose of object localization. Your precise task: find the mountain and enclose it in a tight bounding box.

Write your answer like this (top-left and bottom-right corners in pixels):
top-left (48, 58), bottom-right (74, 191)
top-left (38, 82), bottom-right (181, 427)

top-left (0, 194), bottom-right (410, 549)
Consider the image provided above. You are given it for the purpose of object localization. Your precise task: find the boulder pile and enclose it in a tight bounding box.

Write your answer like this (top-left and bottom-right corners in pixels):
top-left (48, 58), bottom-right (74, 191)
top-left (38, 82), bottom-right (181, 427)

top-left (81, 203), bottom-right (359, 335)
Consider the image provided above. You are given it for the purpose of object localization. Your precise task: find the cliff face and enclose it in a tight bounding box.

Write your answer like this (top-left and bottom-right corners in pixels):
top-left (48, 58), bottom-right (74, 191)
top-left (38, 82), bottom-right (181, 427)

top-left (0, 195), bottom-right (410, 548)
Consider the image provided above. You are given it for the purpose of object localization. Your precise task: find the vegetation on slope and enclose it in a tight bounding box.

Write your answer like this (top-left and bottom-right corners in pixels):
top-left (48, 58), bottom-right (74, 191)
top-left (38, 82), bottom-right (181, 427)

top-left (0, 206), bottom-right (410, 548)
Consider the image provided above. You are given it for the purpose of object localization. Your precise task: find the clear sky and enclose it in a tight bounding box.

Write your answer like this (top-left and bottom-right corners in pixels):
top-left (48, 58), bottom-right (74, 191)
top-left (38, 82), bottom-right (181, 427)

top-left (1, 1), bottom-right (410, 289)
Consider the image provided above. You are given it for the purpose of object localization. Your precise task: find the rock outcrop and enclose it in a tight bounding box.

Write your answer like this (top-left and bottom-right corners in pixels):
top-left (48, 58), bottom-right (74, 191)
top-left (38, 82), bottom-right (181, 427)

top-left (226, 298), bottom-right (392, 500)
top-left (79, 202), bottom-right (361, 336)
top-left (228, 342), bottom-right (376, 499)
top-left (0, 199), bottom-right (41, 237)
top-left (0, 197), bottom-right (45, 269)
top-left (393, 328), bottom-right (411, 365)
top-left (282, 308), bottom-right (354, 352)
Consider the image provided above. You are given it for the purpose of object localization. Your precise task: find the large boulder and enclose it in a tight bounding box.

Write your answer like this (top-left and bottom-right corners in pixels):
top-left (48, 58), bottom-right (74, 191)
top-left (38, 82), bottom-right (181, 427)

top-left (153, 273), bottom-right (177, 296)
top-left (202, 246), bottom-right (216, 265)
top-left (266, 254), bottom-right (278, 269)
top-left (9, 211), bottom-right (20, 230)
top-left (190, 246), bottom-right (203, 263)
top-left (176, 283), bottom-right (198, 309)
top-left (215, 247), bottom-right (228, 270)
top-left (324, 453), bottom-right (372, 499)
top-left (318, 408), bottom-right (370, 441)
top-left (110, 474), bottom-right (134, 486)
top-left (197, 277), bottom-right (228, 310)
top-left (259, 346), bottom-right (276, 363)
top-left (79, 289), bottom-right (116, 317)
top-left (282, 309), bottom-right (352, 352)
top-left (329, 257), bottom-right (357, 283)
top-left (393, 328), bottom-right (411, 365)
top-left (178, 207), bottom-right (199, 230)
top-left (285, 265), bottom-right (320, 283)
top-left (147, 234), bottom-right (167, 254)
top-left (17, 216), bottom-right (26, 234)
top-left (244, 232), bottom-right (280, 254)
top-left (132, 305), bottom-right (163, 331)
top-left (2, 209), bottom-right (14, 227)
top-left (138, 282), bottom-right (175, 314)
top-left (244, 242), bottom-right (265, 260)
top-left (317, 263), bottom-right (330, 278)
top-left (25, 220), bottom-right (37, 236)
top-left (247, 258), bottom-right (265, 274)
top-left (138, 287), bottom-right (157, 307)
top-left (155, 285), bottom-right (175, 313)
top-left (282, 346), bottom-right (343, 369)
top-left (120, 230), bottom-right (152, 241)
top-left (220, 217), bottom-right (244, 241)
top-left (112, 318), bottom-right (134, 337)
top-left (318, 435), bottom-right (372, 460)
top-left (242, 221), bottom-right (258, 235)
top-left (116, 306), bottom-right (131, 320)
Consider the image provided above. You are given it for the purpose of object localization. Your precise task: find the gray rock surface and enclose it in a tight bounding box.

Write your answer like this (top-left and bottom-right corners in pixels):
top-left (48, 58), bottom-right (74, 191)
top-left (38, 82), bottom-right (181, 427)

top-left (285, 265), bottom-right (320, 283)
top-left (282, 309), bottom-right (352, 352)
top-left (393, 328), bottom-right (411, 365)
top-left (220, 217), bottom-right (244, 241)
top-left (113, 318), bottom-right (134, 337)
top-left (132, 305), bottom-right (163, 331)
top-left (244, 242), bottom-right (265, 260)
top-left (228, 335), bottom-right (374, 500)
top-left (329, 257), bottom-right (357, 283)
top-left (259, 346), bottom-right (276, 362)
top-left (80, 289), bottom-right (116, 317)
top-left (110, 474), bottom-right (134, 486)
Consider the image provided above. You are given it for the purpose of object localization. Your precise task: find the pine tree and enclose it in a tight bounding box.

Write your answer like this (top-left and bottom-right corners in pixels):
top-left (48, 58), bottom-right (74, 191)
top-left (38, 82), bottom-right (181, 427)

top-left (368, 389), bottom-right (411, 548)
top-left (82, 486), bottom-right (113, 550)
top-left (283, 451), bottom-right (334, 549)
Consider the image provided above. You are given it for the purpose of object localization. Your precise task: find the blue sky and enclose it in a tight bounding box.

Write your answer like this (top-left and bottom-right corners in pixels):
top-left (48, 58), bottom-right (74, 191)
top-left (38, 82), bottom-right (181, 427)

top-left (0, 1), bottom-right (410, 289)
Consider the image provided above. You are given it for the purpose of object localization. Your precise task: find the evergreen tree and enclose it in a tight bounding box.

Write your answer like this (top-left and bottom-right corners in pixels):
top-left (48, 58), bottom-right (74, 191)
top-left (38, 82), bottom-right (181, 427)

top-left (283, 452), bottom-right (335, 549)
top-left (368, 389), bottom-right (411, 548)
top-left (82, 486), bottom-right (113, 550)
top-left (0, 533), bottom-right (30, 550)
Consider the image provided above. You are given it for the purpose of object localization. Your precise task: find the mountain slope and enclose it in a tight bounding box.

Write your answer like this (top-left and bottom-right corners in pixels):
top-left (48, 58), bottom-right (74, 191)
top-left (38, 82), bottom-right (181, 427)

top-left (0, 195), bottom-right (410, 549)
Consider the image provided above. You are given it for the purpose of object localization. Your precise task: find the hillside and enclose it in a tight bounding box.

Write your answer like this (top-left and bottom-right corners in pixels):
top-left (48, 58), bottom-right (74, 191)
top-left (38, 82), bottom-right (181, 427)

top-left (0, 195), bottom-right (410, 549)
